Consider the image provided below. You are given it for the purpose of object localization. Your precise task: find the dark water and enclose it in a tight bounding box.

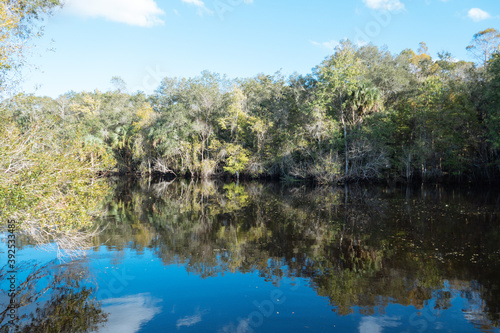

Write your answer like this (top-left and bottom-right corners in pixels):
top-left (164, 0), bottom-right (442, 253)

top-left (1, 180), bottom-right (500, 332)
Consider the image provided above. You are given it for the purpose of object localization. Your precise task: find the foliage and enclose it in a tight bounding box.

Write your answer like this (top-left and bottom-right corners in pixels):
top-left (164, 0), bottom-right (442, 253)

top-left (0, 104), bottom-right (109, 234)
top-left (0, 0), bottom-right (61, 95)
top-left (0, 260), bottom-right (108, 332)
top-left (222, 143), bottom-right (250, 176)
top-left (466, 28), bottom-right (500, 66)
top-left (484, 54), bottom-right (500, 150)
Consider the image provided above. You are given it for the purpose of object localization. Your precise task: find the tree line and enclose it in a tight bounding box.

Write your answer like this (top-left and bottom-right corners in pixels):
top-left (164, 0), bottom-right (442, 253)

top-left (4, 32), bottom-right (500, 184)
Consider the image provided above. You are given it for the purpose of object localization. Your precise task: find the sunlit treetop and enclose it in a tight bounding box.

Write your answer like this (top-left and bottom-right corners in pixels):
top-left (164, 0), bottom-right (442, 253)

top-left (466, 28), bottom-right (500, 67)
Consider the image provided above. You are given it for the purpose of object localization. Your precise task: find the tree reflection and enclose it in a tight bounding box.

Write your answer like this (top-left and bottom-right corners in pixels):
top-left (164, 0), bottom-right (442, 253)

top-left (96, 180), bottom-right (500, 328)
top-left (0, 260), bottom-right (108, 332)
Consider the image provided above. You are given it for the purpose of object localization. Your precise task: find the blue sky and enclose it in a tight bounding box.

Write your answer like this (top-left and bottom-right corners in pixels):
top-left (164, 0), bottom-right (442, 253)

top-left (21, 0), bottom-right (500, 98)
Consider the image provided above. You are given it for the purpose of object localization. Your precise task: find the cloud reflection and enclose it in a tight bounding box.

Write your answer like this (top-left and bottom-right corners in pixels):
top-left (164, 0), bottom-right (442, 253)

top-left (176, 309), bottom-right (209, 329)
top-left (99, 293), bottom-right (161, 333)
top-left (359, 316), bottom-right (401, 333)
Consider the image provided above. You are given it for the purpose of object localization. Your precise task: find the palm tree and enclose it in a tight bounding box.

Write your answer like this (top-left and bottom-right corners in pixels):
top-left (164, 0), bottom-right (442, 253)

top-left (349, 82), bottom-right (383, 124)
top-left (108, 125), bottom-right (135, 172)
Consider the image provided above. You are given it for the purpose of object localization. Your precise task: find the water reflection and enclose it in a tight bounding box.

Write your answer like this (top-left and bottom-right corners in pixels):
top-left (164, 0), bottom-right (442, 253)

top-left (95, 180), bottom-right (500, 331)
top-left (0, 259), bottom-right (107, 332)
top-left (2, 180), bottom-right (500, 332)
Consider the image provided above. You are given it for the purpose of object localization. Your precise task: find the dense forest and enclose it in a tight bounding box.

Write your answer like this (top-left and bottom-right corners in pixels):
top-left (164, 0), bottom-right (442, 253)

top-left (1, 0), bottom-right (500, 232)
top-left (5, 36), bottom-right (500, 184)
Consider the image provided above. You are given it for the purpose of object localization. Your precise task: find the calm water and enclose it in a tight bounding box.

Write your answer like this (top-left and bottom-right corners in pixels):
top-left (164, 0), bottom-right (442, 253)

top-left (1, 180), bottom-right (500, 332)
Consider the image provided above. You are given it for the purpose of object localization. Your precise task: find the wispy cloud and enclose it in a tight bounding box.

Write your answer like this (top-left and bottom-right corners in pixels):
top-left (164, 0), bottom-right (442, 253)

top-left (64, 0), bottom-right (165, 27)
top-left (181, 0), bottom-right (213, 15)
top-left (467, 8), bottom-right (491, 22)
top-left (363, 0), bottom-right (405, 12)
top-left (310, 40), bottom-right (339, 50)
top-left (182, 0), bottom-right (205, 7)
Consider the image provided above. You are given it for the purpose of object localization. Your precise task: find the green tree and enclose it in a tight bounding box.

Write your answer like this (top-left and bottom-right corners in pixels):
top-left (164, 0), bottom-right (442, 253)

top-left (466, 28), bottom-right (500, 66)
top-left (315, 40), bottom-right (362, 177)
top-left (355, 44), bottom-right (415, 105)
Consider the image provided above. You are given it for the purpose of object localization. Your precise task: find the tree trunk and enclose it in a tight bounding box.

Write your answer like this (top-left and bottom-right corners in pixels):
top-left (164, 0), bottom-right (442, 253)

top-left (339, 92), bottom-right (349, 177)
top-left (341, 113), bottom-right (349, 177)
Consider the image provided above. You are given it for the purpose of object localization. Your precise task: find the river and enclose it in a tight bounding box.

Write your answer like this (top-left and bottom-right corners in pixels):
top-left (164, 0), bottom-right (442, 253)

top-left (1, 180), bottom-right (499, 332)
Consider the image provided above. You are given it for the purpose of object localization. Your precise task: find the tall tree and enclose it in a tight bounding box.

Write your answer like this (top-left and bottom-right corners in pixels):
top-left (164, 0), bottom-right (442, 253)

top-left (484, 54), bottom-right (500, 172)
top-left (314, 40), bottom-right (361, 177)
top-left (466, 28), bottom-right (500, 67)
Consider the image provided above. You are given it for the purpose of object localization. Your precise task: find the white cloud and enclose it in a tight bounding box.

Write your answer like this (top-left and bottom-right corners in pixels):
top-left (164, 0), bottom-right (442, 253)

top-left (64, 0), bottom-right (165, 27)
top-left (310, 40), bottom-right (340, 50)
top-left (181, 0), bottom-right (213, 15)
top-left (182, 0), bottom-right (205, 7)
top-left (363, 0), bottom-right (405, 11)
top-left (467, 8), bottom-right (491, 22)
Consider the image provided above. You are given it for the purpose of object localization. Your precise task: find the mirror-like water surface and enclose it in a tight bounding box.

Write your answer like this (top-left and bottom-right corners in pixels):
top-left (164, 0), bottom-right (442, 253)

top-left (1, 181), bottom-right (500, 332)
